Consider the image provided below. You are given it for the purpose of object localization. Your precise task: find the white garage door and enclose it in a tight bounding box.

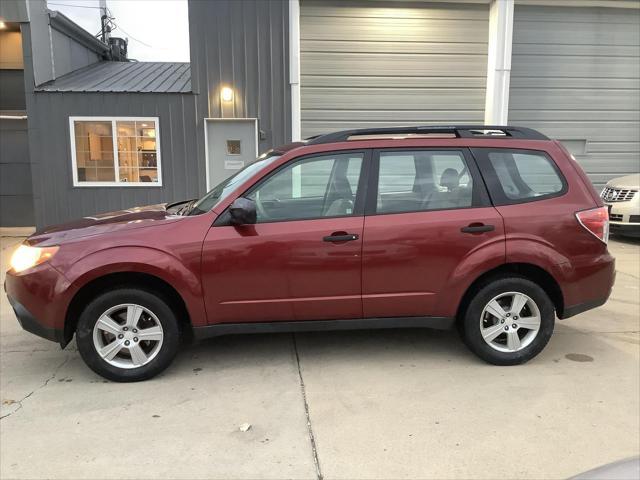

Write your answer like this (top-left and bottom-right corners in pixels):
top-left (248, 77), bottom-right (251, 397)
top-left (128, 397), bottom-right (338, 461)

top-left (509, 5), bottom-right (640, 189)
top-left (300, 0), bottom-right (489, 138)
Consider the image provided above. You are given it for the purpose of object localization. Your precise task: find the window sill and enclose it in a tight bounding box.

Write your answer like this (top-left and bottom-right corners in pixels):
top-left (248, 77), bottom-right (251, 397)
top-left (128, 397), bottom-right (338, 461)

top-left (72, 182), bottom-right (163, 187)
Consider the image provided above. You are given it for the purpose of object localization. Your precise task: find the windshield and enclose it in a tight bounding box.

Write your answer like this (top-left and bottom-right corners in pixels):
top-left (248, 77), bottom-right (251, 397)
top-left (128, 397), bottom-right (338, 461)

top-left (188, 155), bottom-right (281, 215)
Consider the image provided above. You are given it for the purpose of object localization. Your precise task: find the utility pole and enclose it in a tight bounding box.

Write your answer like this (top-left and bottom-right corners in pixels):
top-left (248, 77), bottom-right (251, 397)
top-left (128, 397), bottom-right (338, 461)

top-left (99, 0), bottom-right (110, 44)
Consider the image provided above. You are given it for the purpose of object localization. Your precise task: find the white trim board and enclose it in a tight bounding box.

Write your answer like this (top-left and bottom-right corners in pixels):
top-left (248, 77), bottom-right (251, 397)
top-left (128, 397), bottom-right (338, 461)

top-left (69, 116), bottom-right (163, 187)
top-left (289, 0), bottom-right (301, 141)
top-left (203, 118), bottom-right (259, 191)
top-left (484, 0), bottom-right (514, 125)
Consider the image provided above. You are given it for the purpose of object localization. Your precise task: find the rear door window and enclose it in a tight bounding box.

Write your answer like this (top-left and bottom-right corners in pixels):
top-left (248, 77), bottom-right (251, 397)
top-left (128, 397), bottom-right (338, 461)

top-left (471, 148), bottom-right (566, 205)
top-left (373, 149), bottom-right (487, 214)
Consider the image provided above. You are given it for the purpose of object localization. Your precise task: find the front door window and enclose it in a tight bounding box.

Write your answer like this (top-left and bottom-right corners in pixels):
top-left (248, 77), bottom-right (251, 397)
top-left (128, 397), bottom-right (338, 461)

top-left (246, 152), bottom-right (364, 222)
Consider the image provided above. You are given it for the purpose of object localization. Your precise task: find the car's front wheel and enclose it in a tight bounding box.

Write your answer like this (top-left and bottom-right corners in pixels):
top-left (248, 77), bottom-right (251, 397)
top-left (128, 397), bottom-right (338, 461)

top-left (76, 288), bottom-right (181, 382)
top-left (460, 276), bottom-right (555, 365)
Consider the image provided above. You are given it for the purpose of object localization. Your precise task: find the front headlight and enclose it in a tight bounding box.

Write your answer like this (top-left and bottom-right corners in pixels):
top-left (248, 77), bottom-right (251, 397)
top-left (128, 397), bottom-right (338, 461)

top-left (9, 244), bottom-right (59, 273)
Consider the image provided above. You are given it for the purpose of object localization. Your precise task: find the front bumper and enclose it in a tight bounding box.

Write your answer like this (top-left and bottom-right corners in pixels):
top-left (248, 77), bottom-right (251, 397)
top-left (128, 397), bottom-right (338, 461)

top-left (4, 262), bottom-right (74, 347)
top-left (604, 199), bottom-right (640, 237)
top-left (7, 295), bottom-right (65, 344)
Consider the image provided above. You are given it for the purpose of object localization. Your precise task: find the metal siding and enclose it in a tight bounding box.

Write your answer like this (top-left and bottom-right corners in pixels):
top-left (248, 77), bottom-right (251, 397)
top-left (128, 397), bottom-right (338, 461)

top-left (49, 28), bottom-right (101, 78)
top-left (188, 0), bottom-right (291, 162)
top-left (300, 0), bottom-right (489, 138)
top-left (509, 5), bottom-right (640, 189)
top-left (26, 92), bottom-right (199, 228)
top-left (0, 70), bottom-right (26, 110)
top-left (0, 118), bottom-right (35, 227)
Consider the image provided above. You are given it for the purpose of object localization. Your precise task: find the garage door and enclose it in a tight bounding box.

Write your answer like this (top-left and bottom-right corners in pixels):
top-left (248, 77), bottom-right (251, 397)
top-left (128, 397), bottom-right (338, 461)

top-left (300, 0), bottom-right (489, 138)
top-left (509, 5), bottom-right (640, 189)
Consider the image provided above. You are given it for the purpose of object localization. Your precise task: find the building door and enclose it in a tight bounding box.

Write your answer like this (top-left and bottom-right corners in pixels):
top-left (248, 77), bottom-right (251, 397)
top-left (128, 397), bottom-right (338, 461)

top-left (205, 119), bottom-right (258, 190)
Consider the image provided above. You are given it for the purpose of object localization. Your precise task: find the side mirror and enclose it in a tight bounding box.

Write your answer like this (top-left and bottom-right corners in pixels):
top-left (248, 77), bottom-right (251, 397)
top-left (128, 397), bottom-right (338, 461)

top-left (229, 197), bottom-right (257, 225)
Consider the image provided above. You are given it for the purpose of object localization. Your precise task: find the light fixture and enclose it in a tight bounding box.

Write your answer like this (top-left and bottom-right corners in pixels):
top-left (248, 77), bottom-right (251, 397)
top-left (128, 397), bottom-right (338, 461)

top-left (0, 20), bottom-right (6, 30)
top-left (220, 86), bottom-right (234, 103)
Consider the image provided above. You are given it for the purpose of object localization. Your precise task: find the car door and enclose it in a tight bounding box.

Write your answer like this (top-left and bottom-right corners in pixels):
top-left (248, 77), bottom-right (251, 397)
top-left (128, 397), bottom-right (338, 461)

top-left (362, 148), bottom-right (505, 319)
top-left (201, 150), bottom-right (369, 324)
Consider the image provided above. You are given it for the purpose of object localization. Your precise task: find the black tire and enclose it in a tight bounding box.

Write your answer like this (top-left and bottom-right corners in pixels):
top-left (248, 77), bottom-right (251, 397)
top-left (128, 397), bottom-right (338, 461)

top-left (460, 276), bottom-right (555, 365)
top-left (76, 288), bottom-right (181, 382)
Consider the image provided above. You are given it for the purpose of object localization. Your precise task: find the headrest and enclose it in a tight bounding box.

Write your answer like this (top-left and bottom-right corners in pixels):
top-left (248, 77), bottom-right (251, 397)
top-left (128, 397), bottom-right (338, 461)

top-left (440, 168), bottom-right (459, 191)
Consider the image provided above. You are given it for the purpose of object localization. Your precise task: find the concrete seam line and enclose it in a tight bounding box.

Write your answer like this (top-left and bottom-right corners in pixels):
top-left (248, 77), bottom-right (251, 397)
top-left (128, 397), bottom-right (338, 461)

top-left (0, 355), bottom-right (70, 420)
top-left (292, 333), bottom-right (323, 480)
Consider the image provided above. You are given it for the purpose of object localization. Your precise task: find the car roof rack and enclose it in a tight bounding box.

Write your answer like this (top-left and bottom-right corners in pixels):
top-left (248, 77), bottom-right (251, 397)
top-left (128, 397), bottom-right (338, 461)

top-left (306, 125), bottom-right (549, 144)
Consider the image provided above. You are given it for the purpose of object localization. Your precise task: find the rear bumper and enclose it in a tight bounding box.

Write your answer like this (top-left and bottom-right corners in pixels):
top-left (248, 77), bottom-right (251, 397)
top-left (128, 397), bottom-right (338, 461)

top-left (561, 297), bottom-right (608, 319)
top-left (7, 295), bottom-right (65, 344)
top-left (557, 252), bottom-right (615, 319)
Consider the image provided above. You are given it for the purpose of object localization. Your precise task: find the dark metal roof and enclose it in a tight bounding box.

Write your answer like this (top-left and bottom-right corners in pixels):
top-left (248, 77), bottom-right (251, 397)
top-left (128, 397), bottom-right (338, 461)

top-left (36, 62), bottom-right (191, 93)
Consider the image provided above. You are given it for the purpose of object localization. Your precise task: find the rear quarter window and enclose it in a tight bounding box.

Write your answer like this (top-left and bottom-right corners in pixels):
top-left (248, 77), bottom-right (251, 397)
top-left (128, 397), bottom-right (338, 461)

top-left (471, 148), bottom-right (567, 205)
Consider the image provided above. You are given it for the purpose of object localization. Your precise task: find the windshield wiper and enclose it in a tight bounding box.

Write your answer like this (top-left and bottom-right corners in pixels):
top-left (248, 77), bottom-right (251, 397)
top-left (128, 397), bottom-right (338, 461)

top-left (176, 199), bottom-right (197, 216)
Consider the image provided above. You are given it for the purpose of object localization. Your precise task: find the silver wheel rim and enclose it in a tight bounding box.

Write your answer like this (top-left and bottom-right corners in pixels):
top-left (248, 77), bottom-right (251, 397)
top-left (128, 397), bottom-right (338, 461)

top-left (92, 303), bottom-right (164, 369)
top-left (480, 291), bottom-right (541, 353)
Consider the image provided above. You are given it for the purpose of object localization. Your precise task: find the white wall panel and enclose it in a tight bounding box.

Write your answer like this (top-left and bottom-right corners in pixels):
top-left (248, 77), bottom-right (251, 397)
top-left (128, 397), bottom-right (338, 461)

top-left (300, 0), bottom-right (490, 137)
top-left (509, 5), bottom-right (640, 188)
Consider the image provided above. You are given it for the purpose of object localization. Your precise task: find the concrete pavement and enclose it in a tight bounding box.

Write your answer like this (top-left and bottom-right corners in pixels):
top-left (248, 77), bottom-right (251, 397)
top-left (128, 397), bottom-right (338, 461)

top-left (1, 235), bottom-right (638, 479)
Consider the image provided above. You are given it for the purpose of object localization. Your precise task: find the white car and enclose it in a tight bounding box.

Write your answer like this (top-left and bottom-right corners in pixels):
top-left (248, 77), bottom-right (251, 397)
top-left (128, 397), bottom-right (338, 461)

top-left (601, 173), bottom-right (640, 238)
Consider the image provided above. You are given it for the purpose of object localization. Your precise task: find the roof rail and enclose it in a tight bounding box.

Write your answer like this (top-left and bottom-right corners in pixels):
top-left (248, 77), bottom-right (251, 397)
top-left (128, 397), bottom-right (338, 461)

top-left (306, 125), bottom-right (549, 144)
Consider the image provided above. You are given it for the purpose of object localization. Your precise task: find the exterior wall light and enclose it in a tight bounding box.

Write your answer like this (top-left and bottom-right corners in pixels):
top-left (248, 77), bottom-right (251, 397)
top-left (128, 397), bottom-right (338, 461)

top-left (220, 86), bottom-right (234, 103)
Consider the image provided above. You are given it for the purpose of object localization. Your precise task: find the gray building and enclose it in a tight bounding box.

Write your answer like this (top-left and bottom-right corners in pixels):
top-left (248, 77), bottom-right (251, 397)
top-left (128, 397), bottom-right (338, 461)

top-left (0, 0), bottom-right (638, 229)
top-left (0, 9), bottom-right (32, 227)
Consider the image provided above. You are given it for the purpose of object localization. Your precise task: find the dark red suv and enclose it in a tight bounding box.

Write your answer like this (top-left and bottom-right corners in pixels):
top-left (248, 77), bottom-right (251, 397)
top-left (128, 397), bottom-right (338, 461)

top-left (5, 126), bottom-right (615, 381)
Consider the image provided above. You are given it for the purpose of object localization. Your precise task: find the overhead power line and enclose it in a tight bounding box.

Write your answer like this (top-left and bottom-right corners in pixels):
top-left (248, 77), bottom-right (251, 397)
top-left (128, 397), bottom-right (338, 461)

top-left (48, 2), bottom-right (102, 9)
top-left (111, 23), bottom-right (154, 48)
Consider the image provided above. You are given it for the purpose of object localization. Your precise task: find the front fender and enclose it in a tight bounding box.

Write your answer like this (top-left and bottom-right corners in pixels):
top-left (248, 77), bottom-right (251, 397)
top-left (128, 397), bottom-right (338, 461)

top-left (61, 246), bottom-right (207, 327)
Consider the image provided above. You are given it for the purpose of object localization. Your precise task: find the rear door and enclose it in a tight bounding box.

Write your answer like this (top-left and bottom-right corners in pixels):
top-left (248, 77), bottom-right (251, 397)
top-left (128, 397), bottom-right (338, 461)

top-left (362, 148), bottom-right (505, 319)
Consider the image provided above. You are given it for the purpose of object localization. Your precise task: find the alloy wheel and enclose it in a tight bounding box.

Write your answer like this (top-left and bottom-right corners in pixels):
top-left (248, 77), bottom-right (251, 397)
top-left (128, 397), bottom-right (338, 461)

top-left (92, 303), bottom-right (164, 369)
top-left (479, 291), bottom-right (541, 353)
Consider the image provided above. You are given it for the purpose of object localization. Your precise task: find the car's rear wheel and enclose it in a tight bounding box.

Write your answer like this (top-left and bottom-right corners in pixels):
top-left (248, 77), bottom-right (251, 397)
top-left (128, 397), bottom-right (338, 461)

top-left (460, 276), bottom-right (555, 365)
top-left (76, 288), bottom-right (181, 382)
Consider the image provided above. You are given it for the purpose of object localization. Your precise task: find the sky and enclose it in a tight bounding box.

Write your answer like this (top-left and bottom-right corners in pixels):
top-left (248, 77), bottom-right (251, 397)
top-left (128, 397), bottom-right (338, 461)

top-left (47, 0), bottom-right (190, 62)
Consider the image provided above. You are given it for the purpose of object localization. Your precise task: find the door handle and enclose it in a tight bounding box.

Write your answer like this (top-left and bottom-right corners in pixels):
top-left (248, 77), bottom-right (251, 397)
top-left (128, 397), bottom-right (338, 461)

top-left (461, 223), bottom-right (495, 234)
top-left (323, 232), bottom-right (359, 242)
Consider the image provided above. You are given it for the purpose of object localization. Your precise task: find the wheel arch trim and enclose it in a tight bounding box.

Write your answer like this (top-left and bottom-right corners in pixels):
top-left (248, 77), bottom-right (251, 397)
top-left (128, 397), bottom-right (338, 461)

top-left (455, 262), bottom-right (565, 321)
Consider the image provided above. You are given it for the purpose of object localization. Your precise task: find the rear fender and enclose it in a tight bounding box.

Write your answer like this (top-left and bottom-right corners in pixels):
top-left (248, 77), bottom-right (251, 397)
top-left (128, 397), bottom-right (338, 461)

top-left (433, 237), bottom-right (506, 317)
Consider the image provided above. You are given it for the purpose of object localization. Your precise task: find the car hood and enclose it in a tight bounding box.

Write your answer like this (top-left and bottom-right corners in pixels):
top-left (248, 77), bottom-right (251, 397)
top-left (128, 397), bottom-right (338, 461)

top-left (607, 173), bottom-right (640, 189)
top-left (28, 204), bottom-right (183, 245)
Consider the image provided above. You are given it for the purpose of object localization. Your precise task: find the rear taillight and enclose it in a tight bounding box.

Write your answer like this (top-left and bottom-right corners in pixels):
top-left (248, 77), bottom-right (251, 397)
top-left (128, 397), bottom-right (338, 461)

top-left (575, 206), bottom-right (609, 244)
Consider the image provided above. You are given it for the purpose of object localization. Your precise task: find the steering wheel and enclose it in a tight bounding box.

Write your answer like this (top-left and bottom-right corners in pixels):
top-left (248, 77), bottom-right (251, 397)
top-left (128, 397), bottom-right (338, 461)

top-left (254, 189), bottom-right (270, 220)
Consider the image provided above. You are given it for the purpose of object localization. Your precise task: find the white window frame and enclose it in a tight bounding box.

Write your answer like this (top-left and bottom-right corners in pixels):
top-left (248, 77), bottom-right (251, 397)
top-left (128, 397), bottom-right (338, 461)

top-left (69, 116), bottom-right (163, 187)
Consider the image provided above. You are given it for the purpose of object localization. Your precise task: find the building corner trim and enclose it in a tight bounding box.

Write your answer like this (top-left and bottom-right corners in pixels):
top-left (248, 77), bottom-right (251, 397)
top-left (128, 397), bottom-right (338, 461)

top-left (289, 0), bottom-right (301, 142)
top-left (484, 0), bottom-right (514, 125)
